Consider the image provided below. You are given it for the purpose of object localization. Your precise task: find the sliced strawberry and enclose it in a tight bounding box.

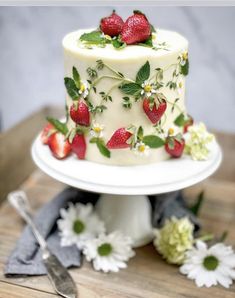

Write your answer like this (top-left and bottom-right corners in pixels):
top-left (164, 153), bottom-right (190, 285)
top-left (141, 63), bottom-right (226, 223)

top-left (70, 101), bottom-right (90, 126)
top-left (121, 11), bottom-right (151, 45)
top-left (41, 123), bottom-right (54, 145)
top-left (48, 132), bottom-right (71, 159)
top-left (100, 11), bottom-right (124, 37)
top-left (183, 115), bottom-right (194, 133)
top-left (143, 98), bottom-right (167, 125)
top-left (107, 128), bottom-right (132, 149)
top-left (165, 137), bottom-right (185, 158)
top-left (71, 133), bottom-right (86, 159)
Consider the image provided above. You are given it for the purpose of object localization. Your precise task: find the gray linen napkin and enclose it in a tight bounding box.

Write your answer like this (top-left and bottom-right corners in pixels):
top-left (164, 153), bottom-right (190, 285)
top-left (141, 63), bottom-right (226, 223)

top-left (5, 188), bottom-right (199, 276)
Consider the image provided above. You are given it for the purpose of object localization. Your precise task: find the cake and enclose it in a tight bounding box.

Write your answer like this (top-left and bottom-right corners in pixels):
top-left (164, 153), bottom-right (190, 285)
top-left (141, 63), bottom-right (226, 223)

top-left (42, 11), bottom-right (214, 165)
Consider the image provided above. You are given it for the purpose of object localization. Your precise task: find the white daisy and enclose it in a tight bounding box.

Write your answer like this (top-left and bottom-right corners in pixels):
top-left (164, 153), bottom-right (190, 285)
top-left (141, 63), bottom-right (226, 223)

top-left (78, 80), bottom-right (90, 98)
top-left (141, 81), bottom-right (157, 98)
top-left (166, 125), bottom-right (182, 138)
top-left (90, 121), bottom-right (105, 138)
top-left (180, 51), bottom-right (188, 66)
top-left (180, 240), bottom-right (235, 288)
top-left (83, 231), bottom-right (135, 273)
top-left (134, 141), bottom-right (150, 156)
top-left (57, 203), bottom-right (105, 249)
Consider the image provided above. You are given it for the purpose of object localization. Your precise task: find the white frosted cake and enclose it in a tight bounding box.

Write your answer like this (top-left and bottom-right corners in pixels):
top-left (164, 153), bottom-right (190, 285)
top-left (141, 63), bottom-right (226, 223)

top-left (42, 11), bottom-right (204, 165)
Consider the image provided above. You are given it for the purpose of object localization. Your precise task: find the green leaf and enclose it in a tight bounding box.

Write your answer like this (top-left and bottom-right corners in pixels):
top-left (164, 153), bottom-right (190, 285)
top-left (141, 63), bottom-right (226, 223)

top-left (89, 137), bottom-right (99, 144)
top-left (64, 77), bottom-right (79, 100)
top-left (180, 59), bottom-right (189, 76)
top-left (136, 61), bottom-right (150, 84)
top-left (174, 113), bottom-right (187, 127)
top-left (80, 31), bottom-right (105, 45)
top-left (112, 39), bottom-right (126, 49)
top-left (190, 191), bottom-right (204, 216)
top-left (138, 36), bottom-right (153, 48)
top-left (143, 135), bottom-right (165, 148)
top-left (46, 117), bottom-right (68, 135)
top-left (72, 67), bottom-right (80, 88)
top-left (96, 139), bottom-right (111, 158)
top-left (137, 126), bottom-right (144, 141)
top-left (119, 83), bottom-right (142, 96)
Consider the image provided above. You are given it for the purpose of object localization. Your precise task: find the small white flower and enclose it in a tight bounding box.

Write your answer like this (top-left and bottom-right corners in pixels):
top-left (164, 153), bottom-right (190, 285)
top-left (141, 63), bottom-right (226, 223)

top-left (83, 231), bottom-right (135, 273)
top-left (180, 51), bottom-right (188, 66)
top-left (141, 81), bottom-right (157, 98)
top-left (180, 240), bottom-right (235, 288)
top-left (90, 121), bottom-right (105, 138)
top-left (134, 141), bottom-right (150, 156)
top-left (78, 80), bottom-right (89, 98)
top-left (166, 125), bottom-right (182, 138)
top-left (57, 203), bottom-right (105, 249)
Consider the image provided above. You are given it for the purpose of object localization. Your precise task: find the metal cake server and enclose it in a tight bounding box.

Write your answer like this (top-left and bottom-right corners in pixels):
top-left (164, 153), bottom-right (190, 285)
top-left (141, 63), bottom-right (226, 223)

top-left (8, 190), bottom-right (78, 298)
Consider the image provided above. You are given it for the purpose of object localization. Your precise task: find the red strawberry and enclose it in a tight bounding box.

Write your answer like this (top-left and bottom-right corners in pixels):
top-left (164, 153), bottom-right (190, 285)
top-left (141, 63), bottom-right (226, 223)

top-left (41, 123), bottom-right (54, 145)
top-left (71, 133), bottom-right (86, 159)
top-left (107, 128), bottom-right (132, 149)
top-left (48, 132), bottom-right (71, 159)
top-left (100, 11), bottom-right (124, 37)
top-left (70, 101), bottom-right (90, 126)
top-left (121, 11), bottom-right (151, 45)
top-left (165, 137), bottom-right (185, 158)
top-left (183, 115), bottom-right (194, 133)
top-left (143, 98), bottom-right (167, 125)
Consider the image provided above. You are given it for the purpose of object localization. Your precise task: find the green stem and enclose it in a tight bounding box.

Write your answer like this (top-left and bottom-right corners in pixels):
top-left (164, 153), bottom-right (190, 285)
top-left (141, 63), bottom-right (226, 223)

top-left (103, 63), bottom-right (124, 78)
top-left (194, 233), bottom-right (214, 243)
top-left (165, 98), bottom-right (184, 114)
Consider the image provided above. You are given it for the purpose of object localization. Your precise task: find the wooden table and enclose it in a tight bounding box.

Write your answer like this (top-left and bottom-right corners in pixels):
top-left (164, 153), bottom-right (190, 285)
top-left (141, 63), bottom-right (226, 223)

top-left (0, 108), bottom-right (235, 297)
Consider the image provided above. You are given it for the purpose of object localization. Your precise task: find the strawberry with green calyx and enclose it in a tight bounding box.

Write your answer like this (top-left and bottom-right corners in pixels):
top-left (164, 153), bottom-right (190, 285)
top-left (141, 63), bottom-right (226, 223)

top-left (143, 95), bottom-right (167, 125)
top-left (41, 123), bottom-right (55, 145)
top-left (70, 100), bottom-right (90, 127)
top-left (100, 10), bottom-right (124, 37)
top-left (121, 10), bottom-right (151, 45)
top-left (165, 128), bottom-right (185, 158)
top-left (107, 127), bottom-right (133, 149)
top-left (71, 132), bottom-right (87, 160)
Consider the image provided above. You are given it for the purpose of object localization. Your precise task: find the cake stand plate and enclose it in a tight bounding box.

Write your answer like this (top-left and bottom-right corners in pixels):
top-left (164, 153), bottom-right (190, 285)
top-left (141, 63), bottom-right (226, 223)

top-left (32, 134), bottom-right (222, 247)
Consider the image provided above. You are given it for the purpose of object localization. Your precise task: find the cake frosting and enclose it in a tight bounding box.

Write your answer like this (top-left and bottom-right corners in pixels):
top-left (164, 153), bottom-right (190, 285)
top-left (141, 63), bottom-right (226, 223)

top-left (62, 28), bottom-right (189, 165)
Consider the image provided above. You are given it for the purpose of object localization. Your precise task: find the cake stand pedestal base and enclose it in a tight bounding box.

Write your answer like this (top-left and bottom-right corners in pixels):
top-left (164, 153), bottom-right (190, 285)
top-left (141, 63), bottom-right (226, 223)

top-left (96, 194), bottom-right (153, 248)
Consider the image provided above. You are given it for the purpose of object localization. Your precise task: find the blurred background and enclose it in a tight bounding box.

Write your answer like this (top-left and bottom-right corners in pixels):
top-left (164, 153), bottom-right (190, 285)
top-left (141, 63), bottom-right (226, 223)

top-left (0, 6), bottom-right (234, 132)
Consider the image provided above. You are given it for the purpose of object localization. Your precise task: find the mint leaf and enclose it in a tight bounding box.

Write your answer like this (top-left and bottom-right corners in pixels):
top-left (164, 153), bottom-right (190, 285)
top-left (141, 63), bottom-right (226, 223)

top-left (180, 59), bottom-right (189, 76)
top-left (80, 31), bottom-right (105, 45)
top-left (136, 61), bottom-right (150, 84)
top-left (143, 135), bottom-right (165, 148)
top-left (64, 77), bottom-right (79, 100)
top-left (90, 138), bottom-right (110, 158)
top-left (46, 117), bottom-right (68, 135)
top-left (112, 39), bottom-right (126, 49)
top-left (174, 113), bottom-right (187, 127)
top-left (72, 67), bottom-right (80, 89)
top-left (137, 126), bottom-right (144, 140)
top-left (96, 139), bottom-right (110, 158)
top-left (119, 83), bottom-right (142, 96)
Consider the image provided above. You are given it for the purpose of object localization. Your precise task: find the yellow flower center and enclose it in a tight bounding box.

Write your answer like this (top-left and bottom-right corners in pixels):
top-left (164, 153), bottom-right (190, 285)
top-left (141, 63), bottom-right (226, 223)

top-left (138, 144), bottom-right (146, 152)
top-left (93, 126), bottom-right (102, 133)
top-left (168, 128), bottom-right (174, 136)
top-left (144, 85), bottom-right (152, 92)
top-left (80, 83), bottom-right (86, 92)
top-left (104, 34), bottom-right (112, 40)
top-left (182, 52), bottom-right (188, 60)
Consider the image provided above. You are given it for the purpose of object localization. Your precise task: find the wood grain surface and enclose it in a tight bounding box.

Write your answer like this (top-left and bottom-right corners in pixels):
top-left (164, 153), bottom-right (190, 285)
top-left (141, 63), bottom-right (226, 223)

top-left (0, 108), bottom-right (235, 297)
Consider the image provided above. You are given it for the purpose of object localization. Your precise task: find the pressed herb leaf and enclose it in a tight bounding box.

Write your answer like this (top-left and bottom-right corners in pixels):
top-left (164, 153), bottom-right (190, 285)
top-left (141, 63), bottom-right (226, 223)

top-left (64, 77), bottom-right (79, 100)
top-left (143, 135), bottom-right (165, 148)
top-left (180, 59), bottom-right (189, 76)
top-left (119, 83), bottom-right (142, 96)
top-left (136, 61), bottom-right (150, 84)
top-left (80, 31), bottom-right (105, 45)
top-left (46, 117), bottom-right (68, 135)
top-left (174, 113), bottom-right (187, 127)
top-left (72, 67), bottom-right (80, 88)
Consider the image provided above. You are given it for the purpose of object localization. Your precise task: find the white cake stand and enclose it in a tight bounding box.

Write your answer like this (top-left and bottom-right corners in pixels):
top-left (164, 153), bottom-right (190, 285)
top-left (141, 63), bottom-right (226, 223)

top-left (31, 134), bottom-right (222, 247)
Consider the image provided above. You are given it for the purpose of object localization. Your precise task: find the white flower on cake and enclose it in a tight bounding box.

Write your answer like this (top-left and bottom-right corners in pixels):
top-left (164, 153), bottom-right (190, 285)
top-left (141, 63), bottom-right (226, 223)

top-left (185, 122), bottom-right (214, 161)
top-left (141, 81), bottom-right (157, 98)
top-left (57, 203), bottom-right (105, 249)
top-left (78, 80), bottom-right (89, 98)
top-left (90, 121), bottom-right (104, 138)
top-left (167, 125), bottom-right (182, 138)
top-left (180, 240), bottom-right (235, 288)
top-left (180, 51), bottom-right (188, 66)
top-left (83, 231), bottom-right (135, 273)
top-left (134, 141), bottom-right (150, 156)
